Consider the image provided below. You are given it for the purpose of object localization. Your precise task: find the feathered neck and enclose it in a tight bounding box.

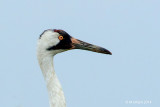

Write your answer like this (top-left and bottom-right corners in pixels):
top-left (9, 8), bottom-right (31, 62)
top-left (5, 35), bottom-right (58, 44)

top-left (37, 52), bottom-right (66, 107)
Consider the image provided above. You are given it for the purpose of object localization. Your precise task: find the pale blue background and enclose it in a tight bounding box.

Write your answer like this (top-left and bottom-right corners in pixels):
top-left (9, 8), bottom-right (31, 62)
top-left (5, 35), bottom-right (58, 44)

top-left (0, 0), bottom-right (159, 107)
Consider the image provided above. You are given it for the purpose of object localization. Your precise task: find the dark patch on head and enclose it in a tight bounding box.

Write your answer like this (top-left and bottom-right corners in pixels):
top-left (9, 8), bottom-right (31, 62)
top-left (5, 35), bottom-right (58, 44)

top-left (47, 29), bottom-right (72, 50)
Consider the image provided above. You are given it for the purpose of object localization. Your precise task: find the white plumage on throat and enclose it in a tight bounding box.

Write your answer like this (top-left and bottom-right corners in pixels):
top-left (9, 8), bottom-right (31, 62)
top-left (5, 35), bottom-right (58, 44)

top-left (37, 30), bottom-right (66, 107)
top-left (37, 29), bottom-right (112, 107)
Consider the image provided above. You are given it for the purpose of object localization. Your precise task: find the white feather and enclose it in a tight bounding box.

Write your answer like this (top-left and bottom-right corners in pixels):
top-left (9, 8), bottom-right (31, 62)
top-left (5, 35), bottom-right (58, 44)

top-left (37, 30), bottom-right (66, 107)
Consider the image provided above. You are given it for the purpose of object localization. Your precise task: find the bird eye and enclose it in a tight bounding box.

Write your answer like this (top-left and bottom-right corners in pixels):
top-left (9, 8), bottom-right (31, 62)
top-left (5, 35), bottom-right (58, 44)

top-left (58, 35), bottom-right (64, 40)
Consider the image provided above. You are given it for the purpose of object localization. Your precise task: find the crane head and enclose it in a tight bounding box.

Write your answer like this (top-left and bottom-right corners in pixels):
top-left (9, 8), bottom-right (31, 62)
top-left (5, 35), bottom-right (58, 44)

top-left (37, 29), bottom-right (112, 55)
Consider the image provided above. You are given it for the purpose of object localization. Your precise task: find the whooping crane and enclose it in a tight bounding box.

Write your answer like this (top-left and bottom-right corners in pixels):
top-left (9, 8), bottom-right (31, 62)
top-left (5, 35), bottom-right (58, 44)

top-left (37, 29), bottom-right (112, 107)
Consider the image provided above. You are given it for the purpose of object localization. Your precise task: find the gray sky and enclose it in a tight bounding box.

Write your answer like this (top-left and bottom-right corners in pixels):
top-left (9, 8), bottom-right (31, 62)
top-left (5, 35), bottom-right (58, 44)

top-left (0, 0), bottom-right (159, 107)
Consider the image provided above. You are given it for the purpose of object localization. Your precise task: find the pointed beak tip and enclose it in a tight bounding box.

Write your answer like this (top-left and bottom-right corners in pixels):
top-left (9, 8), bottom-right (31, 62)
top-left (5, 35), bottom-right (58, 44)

top-left (106, 51), bottom-right (112, 55)
top-left (103, 49), bottom-right (112, 55)
top-left (71, 37), bottom-right (112, 55)
top-left (109, 52), bottom-right (112, 55)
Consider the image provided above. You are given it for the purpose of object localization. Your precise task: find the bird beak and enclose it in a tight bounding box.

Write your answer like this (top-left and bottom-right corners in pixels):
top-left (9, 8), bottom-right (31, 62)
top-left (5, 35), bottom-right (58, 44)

top-left (70, 38), bottom-right (112, 55)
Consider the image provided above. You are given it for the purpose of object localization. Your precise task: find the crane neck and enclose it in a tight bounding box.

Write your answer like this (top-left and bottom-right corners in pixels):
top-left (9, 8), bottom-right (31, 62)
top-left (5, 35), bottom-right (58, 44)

top-left (37, 53), bottom-right (66, 107)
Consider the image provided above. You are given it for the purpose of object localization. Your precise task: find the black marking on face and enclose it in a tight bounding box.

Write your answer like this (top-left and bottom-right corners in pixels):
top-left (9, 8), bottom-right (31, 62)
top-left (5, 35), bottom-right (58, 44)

top-left (47, 29), bottom-right (72, 50)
